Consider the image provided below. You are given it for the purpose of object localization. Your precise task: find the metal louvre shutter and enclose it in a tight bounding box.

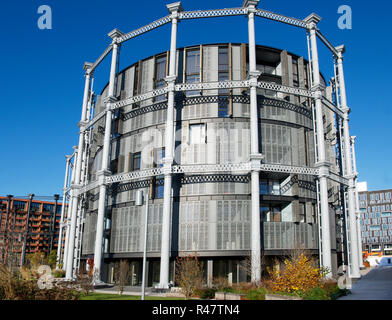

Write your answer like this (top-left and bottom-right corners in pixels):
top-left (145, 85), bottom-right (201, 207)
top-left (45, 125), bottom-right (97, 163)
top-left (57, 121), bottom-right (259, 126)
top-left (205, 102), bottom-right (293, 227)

top-left (82, 212), bottom-right (97, 255)
top-left (263, 222), bottom-right (318, 250)
top-left (140, 59), bottom-right (153, 107)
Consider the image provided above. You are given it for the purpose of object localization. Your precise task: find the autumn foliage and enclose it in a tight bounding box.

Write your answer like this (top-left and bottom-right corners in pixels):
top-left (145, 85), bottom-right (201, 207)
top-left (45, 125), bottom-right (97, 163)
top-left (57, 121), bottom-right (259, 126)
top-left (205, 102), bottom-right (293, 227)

top-left (268, 253), bottom-right (328, 294)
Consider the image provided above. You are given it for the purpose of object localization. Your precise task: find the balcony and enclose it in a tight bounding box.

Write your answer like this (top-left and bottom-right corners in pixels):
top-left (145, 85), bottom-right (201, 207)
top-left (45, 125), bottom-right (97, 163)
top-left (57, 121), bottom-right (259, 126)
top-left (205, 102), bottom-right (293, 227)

top-left (263, 222), bottom-right (319, 250)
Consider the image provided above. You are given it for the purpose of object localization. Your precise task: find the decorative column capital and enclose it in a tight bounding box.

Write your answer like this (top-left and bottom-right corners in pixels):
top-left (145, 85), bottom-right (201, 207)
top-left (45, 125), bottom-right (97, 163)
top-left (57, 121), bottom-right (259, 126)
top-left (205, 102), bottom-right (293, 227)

top-left (346, 176), bottom-right (356, 189)
top-left (83, 62), bottom-right (93, 75)
top-left (249, 153), bottom-right (264, 171)
top-left (341, 106), bottom-right (351, 117)
top-left (108, 28), bottom-right (124, 43)
top-left (315, 161), bottom-right (331, 178)
top-left (78, 120), bottom-right (89, 130)
top-left (103, 95), bottom-right (118, 105)
top-left (165, 75), bottom-right (177, 86)
top-left (249, 70), bottom-right (260, 88)
top-left (97, 169), bottom-right (111, 186)
top-left (167, 2), bottom-right (183, 18)
top-left (311, 84), bottom-right (325, 97)
top-left (335, 45), bottom-right (346, 59)
top-left (304, 13), bottom-right (321, 30)
top-left (242, 0), bottom-right (259, 11)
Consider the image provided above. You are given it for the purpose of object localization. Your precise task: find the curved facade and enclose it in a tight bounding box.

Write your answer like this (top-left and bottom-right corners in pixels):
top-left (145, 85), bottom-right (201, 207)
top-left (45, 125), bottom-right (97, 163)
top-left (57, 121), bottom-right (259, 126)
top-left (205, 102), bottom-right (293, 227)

top-left (82, 43), bottom-right (333, 285)
top-left (61, 1), bottom-right (362, 288)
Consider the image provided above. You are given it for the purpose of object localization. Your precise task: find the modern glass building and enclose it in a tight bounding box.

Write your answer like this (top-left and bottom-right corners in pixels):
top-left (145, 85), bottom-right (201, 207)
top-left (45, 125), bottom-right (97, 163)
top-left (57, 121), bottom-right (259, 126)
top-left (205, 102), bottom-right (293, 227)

top-left (359, 189), bottom-right (392, 255)
top-left (60, 1), bottom-right (362, 288)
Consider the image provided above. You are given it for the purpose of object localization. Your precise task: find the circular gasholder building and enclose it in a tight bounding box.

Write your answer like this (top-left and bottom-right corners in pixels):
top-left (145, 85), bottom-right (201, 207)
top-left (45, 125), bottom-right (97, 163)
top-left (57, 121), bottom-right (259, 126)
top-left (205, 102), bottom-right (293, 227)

top-left (60, 1), bottom-right (362, 289)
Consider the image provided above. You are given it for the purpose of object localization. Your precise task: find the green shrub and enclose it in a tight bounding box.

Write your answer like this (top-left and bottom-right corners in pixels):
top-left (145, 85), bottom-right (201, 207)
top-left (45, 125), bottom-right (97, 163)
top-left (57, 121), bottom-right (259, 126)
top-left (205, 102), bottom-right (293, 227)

top-left (246, 287), bottom-right (267, 300)
top-left (0, 264), bottom-right (79, 300)
top-left (53, 269), bottom-right (66, 278)
top-left (194, 288), bottom-right (217, 299)
top-left (299, 287), bottom-right (330, 300)
top-left (328, 285), bottom-right (350, 300)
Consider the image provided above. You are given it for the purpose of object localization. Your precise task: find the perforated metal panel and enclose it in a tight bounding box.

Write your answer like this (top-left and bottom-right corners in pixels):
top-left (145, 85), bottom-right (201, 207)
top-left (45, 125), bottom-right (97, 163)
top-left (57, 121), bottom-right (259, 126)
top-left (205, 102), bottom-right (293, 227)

top-left (179, 200), bottom-right (251, 251)
top-left (82, 212), bottom-right (97, 254)
top-left (263, 222), bottom-right (318, 250)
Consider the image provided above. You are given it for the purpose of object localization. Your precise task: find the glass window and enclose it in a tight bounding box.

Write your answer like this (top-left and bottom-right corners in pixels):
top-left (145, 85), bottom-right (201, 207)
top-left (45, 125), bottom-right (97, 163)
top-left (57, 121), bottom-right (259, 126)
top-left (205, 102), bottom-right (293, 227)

top-left (218, 47), bottom-right (230, 117)
top-left (13, 201), bottom-right (26, 210)
top-left (260, 205), bottom-right (282, 222)
top-left (271, 181), bottom-right (280, 195)
top-left (260, 180), bottom-right (269, 195)
top-left (218, 96), bottom-right (229, 118)
top-left (260, 206), bottom-right (270, 222)
top-left (30, 202), bottom-right (41, 212)
top-left (311, 203), bottom-right (316, 224)
top-left (189, 124), bottom-right (205, 144)
top-left (110, 158), bottom-right (118, 174)
top-left (42, 203), bottom-right (54, 212)
top-left (154, 181), bottom-right (164, 199)
top-left (299, 203), bottom-right (305, 223)
top-left (154, 55), bottom-right (167, 102)
top-left (259, 179), bottom-right (280, 195)
top-left (185, 48), bottom-right (200, 96)
top-left (132, 63), bottom-right (140, 109)
top-left (131, 152), bottom-right (141, 171)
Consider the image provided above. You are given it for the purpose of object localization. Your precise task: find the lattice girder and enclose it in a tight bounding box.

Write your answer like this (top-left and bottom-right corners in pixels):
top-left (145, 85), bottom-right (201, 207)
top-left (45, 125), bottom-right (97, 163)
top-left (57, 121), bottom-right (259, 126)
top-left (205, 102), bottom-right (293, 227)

top-left (117, 15), bottom-right (172, 44)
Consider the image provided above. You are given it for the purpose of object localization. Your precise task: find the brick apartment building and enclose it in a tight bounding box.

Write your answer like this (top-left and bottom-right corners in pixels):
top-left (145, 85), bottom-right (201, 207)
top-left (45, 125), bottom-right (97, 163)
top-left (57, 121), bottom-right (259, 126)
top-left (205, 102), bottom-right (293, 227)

top-left (0, 195), bottom-right (65, 267)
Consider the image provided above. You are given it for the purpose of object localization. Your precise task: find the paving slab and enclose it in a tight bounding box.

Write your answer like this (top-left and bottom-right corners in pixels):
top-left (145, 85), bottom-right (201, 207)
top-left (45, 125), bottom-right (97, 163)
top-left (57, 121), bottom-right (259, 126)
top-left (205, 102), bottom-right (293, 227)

top-left (338, 266), bottom-right (392, 300)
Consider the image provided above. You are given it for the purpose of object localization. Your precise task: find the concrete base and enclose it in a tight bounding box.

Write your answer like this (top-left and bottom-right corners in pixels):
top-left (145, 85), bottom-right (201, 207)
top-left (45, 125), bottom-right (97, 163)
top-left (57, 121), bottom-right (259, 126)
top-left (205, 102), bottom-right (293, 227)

top-left (215, 292), bottom-right (246, 300)
top-left (152, 288), bottom-right (170, 294)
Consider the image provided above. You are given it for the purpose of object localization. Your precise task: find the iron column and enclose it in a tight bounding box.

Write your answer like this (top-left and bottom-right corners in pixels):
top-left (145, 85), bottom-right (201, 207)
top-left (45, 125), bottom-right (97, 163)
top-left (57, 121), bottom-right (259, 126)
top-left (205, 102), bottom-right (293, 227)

top-left (351, 135), bottom-right (364, 269)
top-left (65, 62), bottom-right (93, 279)
top-left (244, 0), bottom-right (263, 284)
top-left (305, 13), bottom-right (333, 277)
top-left (93, 29), bottom-right (123, 283)
top-left (57, 155), bottom-right (71, 268)
top-left (335, 45), bottom-right (360, 278)
top-left (159, 1), bottom-right (182, 289)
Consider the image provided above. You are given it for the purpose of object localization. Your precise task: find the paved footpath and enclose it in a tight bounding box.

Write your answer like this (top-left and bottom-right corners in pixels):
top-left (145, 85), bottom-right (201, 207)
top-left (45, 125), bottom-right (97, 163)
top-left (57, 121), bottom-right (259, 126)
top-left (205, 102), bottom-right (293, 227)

top-left (338, 266), bottom-right (392, 300)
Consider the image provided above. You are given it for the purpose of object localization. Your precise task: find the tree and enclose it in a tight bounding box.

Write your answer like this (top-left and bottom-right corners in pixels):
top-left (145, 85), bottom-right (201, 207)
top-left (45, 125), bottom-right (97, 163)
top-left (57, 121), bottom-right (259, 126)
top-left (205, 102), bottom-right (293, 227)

top-left (73, 269), bottom-right (94, 296)
top-left (48, 250), bottom-right (57, 269)
top-left (114, 260), bottom-right (130, 295)
top-left (239, 250), bottom-right (267, 282)
top-left (175, 253), bottom-right (203, 300)
top-left (26, 252), bottom-right (47, 270)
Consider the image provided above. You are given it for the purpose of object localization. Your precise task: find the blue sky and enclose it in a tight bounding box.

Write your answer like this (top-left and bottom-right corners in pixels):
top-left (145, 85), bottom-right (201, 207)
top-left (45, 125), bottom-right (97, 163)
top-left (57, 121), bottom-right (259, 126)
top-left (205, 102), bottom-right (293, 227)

top-left (0, 0), bottom-right (391, 197)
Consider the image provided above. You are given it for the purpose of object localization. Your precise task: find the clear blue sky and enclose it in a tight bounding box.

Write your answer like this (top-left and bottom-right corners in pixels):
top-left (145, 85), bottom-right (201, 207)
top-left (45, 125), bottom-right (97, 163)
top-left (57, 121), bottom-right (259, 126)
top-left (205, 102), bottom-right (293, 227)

top-left (0, 0), bottom-right (390, 197)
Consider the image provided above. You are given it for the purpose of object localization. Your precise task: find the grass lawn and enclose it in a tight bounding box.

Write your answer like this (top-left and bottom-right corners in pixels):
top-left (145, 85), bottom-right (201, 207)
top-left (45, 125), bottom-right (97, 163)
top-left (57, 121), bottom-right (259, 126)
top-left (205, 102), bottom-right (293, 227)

top-left (80, 292), bottom-right (184, 300)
